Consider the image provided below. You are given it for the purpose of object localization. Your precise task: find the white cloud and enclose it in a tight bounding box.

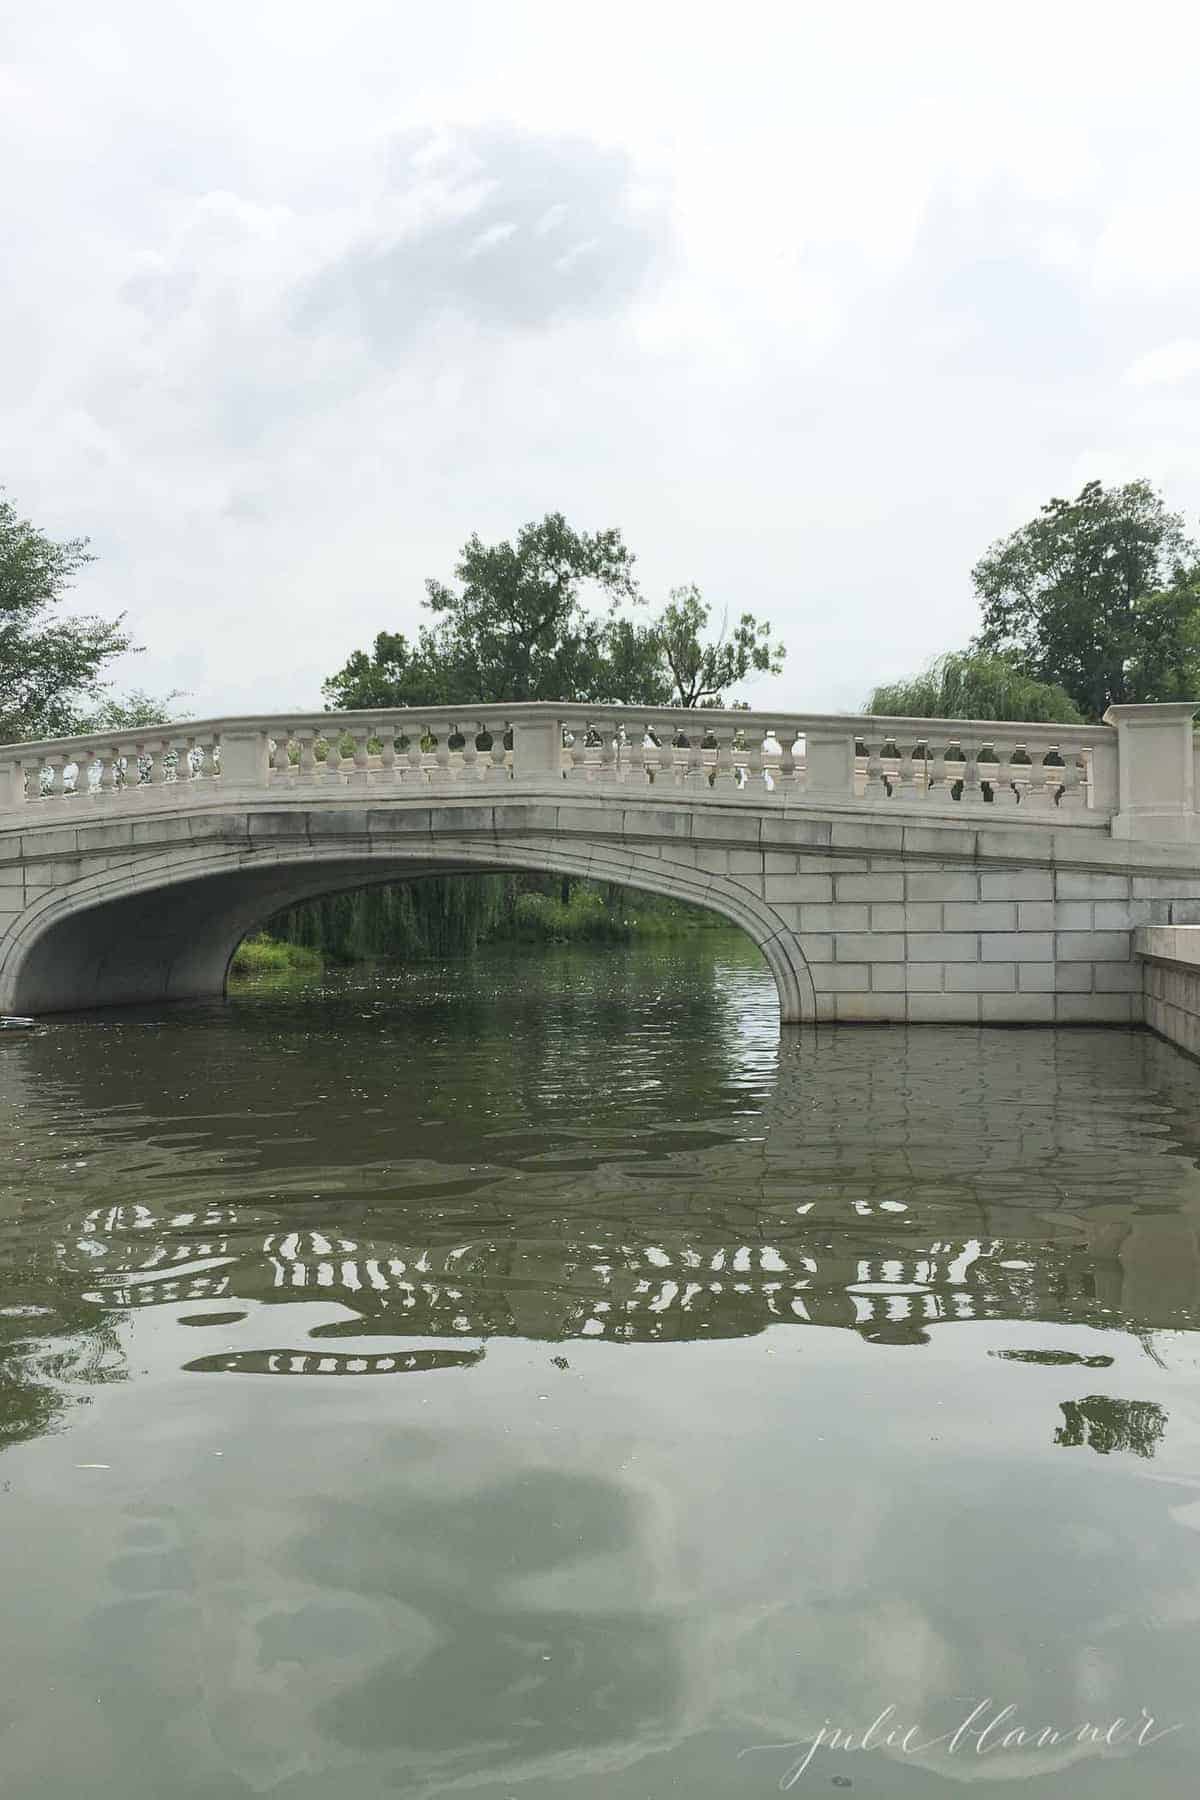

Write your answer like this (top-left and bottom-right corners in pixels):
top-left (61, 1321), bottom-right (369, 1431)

top-left (2, 0), bottom-right (1200, 719)
top-left (1124, 341), bottom-right (1200, 388)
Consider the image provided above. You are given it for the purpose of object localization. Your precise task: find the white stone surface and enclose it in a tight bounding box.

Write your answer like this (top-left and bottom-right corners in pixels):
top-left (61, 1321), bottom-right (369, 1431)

top-left (3, 699), bottom-right (1200, 1028)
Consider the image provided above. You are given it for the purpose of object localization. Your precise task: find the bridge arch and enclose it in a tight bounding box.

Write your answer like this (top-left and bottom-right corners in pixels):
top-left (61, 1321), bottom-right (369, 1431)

top-left (0, 832), bottom-right (816, 1023)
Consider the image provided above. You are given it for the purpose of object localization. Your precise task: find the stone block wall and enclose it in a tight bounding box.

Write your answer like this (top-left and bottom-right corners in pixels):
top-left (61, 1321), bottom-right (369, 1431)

top-left (1137, 926), bottom-right (1200, 1059)
top-left (763, 859), bottom-right (1200, 1025)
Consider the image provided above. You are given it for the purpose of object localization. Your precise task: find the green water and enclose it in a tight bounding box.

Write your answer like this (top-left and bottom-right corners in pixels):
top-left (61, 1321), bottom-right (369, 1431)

top-left (2, 935), bottom-right (1200, 1796)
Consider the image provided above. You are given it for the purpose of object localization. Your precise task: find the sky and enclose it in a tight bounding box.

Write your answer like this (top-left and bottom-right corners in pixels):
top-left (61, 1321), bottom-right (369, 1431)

top-left (4, 0), bottom-right (1200, 721)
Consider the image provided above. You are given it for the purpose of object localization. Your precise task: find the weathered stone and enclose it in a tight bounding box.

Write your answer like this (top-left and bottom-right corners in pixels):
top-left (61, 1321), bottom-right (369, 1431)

top-left (1, 704), bottom-right (1200, 1029)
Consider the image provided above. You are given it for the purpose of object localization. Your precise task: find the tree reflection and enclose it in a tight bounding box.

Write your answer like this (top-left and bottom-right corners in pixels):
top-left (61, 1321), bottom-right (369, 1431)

top-left (1055, 1394), bottom-right (1168, 1458)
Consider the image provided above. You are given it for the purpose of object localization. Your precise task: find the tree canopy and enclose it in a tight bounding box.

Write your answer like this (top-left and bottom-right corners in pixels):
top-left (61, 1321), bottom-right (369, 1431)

top-left (652, 584), bottom-right (784, 707)
top-left (324, 513), bottom-right (784, 713)
top-left (0, 489), bottom-right (127, 741)
top-left (973, 479), bottom-right (1199, 719)
top-left (866, 649), bottom-right (1082, 724)
top-left (0, 488), bottom-right (182, 743)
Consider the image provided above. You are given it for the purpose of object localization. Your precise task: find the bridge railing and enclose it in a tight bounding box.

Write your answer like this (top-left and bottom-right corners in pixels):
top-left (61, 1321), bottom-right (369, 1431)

top-left (0, 701), bottom-right (1113, 817)
top-left (1, 699), bottom-right (1195, 837)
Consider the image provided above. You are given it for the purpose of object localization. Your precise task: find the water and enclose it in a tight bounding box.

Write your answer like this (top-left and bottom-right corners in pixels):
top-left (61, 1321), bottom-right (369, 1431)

top-left (3, 934), bottom-right (1200, 1797)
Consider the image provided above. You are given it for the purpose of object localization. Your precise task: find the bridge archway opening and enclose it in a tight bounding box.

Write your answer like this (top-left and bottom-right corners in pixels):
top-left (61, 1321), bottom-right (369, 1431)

top-left (3, 848), bottom-right (812, 1025)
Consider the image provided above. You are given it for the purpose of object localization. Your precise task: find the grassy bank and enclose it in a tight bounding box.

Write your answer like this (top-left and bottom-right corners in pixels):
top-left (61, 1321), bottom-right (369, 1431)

top-left (230, 935), bottom-right (324, 979)
top-left (508, 885), bottom-right (722, 942)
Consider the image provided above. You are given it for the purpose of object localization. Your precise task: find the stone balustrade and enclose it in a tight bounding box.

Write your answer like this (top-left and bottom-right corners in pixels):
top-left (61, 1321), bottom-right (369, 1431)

top-left (0, 700), bottom-right (1143, 827)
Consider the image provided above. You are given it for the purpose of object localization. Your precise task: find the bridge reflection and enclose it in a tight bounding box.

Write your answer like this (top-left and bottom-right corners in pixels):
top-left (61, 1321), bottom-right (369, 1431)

top-left (67, 1202), bottom-right (1131, 1353)
top-left (4, 967), bottom-right (1200, 1417)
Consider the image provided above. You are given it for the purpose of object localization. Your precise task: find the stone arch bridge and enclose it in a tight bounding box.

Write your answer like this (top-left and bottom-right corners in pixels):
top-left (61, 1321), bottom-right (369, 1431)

top-left (3, 699), bottom-right (1200, 1025)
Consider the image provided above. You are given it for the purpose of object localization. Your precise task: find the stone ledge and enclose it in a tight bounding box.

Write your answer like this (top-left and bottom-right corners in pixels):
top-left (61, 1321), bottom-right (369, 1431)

top-left (1134, 925), bottom-right (1200, 968)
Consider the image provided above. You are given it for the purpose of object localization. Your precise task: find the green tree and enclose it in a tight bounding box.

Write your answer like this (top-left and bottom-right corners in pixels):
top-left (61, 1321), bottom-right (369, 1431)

top-left (321, 628), bottom-right (452, 711)
top-left (72, 688), bottom-right (191, 732)
top-left (866, 649), bottom-right (1082, 723)
top-left (325, 527), bottom-right (785, 715)
top-left (650, 584), bottom-right (785, 708)
top-left (325, 513), bottom-right (659, 710)
top-left (973, 479), bottom-right (1199, 719)
top-left (0, 488), bottom-right (131, 741)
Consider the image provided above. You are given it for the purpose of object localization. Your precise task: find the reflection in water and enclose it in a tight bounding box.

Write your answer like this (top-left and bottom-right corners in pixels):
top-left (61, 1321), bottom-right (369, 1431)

top-left (3, 939), bottom-right (1200, 1797)
top-left (1056, 1394), bottom-right (1169, 1457)
top-left (4, 942), bottom-right (1200, 1392)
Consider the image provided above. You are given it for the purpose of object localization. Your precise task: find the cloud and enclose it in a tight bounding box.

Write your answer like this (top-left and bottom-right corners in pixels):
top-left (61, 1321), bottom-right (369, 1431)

top-left (1123, 341), bottom-right (1200, 388)
top-left (297, 126), bottom-right (663, 352)
top-left (2, 1), bottom-right (1200, 720)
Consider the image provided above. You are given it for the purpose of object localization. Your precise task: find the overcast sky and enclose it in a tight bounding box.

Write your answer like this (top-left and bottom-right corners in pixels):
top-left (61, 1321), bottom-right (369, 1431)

top-left (4, 0), bottom-right (1200, 720)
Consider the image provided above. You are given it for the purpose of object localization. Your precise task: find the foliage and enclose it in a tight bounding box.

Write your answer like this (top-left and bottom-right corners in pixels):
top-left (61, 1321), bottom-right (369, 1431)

top-left (323, 513), bottom-right (785, 713)
top-left (266, 875), bottom-right (727, 961)
top-left (324, 513), bottom-right (657, 710)
top-left (267, 877), bottom-right (513, 962)
top-left (652, 584), bottom-right (784, 707)
top-left (973, 479), bottom-right (1200, 719)
top-left (866, 649), bottom-right (1082, 724)
top-left (71, 688), bottom-right (191, 732)
top-left (0, 487), bottom-right (133, 742)
top-left (229, 935), bottom-right (323, 978)
top-left (319, 629), bottom-right (452, 712)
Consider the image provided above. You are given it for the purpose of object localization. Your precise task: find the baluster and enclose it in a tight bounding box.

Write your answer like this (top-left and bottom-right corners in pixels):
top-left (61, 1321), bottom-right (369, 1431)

top-left (323, 732), bottom-right (343, 784)
top-left (989, 742), bottom-right (1016, 806)
top-left (864, 742), bottom-right (887, 799)
top-left (297, 731), bottom-right (317, 783)
top-left (685, 725), bottom-right (707, 789)
top-left (747, 728), bottom-right (765, 792)
top-left (598, 722), bottom-right (617, 782)
top-left (45, 754), bottom-right (65, 800)
top-left (1009, 744), bottom-right (1031, 806)
top-left (891, 744), bottom-right (914, 802)
top-left (572, 716), bottom-right (590, 781)
top-left (928, 742), bottom-right (948, 805)
top-left (908, 741), bottom-right (930, 800)
top-left (656, 727), bottom-right (674, 786)
top-left (378, 728), bottom-right (398, 784)
top-left (713, 731), bottom-right (735, 790)
top-left (490, 727), bottom-right (508, 780)
top-left (272, 730), bottom-right (293, 783)
top-left (461, 723), bottom-right (480, 783)
top-left (406, 729), bottom-right (426, 785)
top-left (433, 725), bottom-right (453, 786)
top-left (960, 741), bottom-right (983, 804)
top-left (85, 749), bottom-right (103, 795)
top-left (1029, 751), bottom-right (1057, 810)
top-left (100, 748), bottom-right (119, 795)
top-left (145, 737), bottom-right (166, 785)
top-left (349, 728), bottom-right (370, 785)
top-left (778, 729), bottom-right (797, 792)
top-left (627, 723), bottom-right (647, 787)
top-left (1057, 751), bottom-right (1083, 810)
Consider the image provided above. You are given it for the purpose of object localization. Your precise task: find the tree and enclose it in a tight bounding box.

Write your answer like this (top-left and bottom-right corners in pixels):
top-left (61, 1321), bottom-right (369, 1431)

top-left (866, 649), bottom-right (1082, 723)
top-left (0, 488), bottom-right (134, 742)
top-left (973, 479), bottom-right (1199, 719)
top-left (650, 584), bottom-right (785, 708)
top-left (424, 513), bottom-right (644, 704)
top-left (325, 515), bottom-right (786, 714)
top-left (71, 688), bottom-right (191, 732)
top-left (322, 629), bottom-right (452, 711)
top-left (324, 514), bottom-right (664, 710)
